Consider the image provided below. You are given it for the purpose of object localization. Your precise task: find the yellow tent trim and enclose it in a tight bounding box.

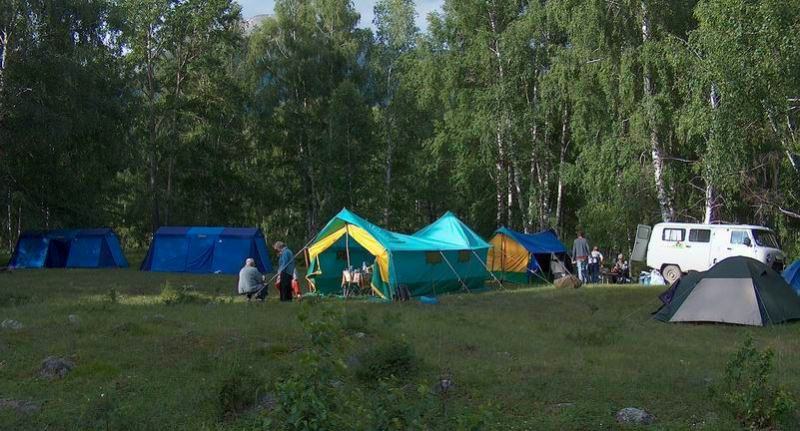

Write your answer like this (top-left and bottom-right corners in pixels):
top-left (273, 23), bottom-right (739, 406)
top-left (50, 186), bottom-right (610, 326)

top-left (488, 233), bottom-right (529, 273)
top-left (307, 224), bottom-right (391, 284)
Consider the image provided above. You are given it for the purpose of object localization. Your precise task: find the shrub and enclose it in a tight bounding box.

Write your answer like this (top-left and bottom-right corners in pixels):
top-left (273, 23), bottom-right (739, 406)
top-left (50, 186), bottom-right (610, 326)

top-left (341, 309), bottom-right (369, 333)
top-left (565, 326), bottom-right (616, 347)
top-left (106, 288), bottom-right (118, 304)
top-left (355, 339), bottom-right (418, 382)
top-left (159, 281), bottom-right (208, 306)
top-left (218, 367), bottom-right (263, 418)
top-left (711, 336), bottom-right (796, 430)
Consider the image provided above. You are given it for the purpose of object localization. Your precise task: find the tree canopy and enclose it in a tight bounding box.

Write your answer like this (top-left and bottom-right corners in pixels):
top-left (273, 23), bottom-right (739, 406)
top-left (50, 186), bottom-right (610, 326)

top-left (2, 0), bottom-right (799, 256)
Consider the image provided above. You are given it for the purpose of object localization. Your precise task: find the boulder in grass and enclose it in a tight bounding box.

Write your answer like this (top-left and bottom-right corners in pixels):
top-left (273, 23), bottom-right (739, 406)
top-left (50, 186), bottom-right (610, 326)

top-left (554, 275), bottom-right (582, 289)
top-left (1, 319), bottom-right (23, 330)
top-left (615, 407), bottom-right (655, 425)
top-left (68, 315), bottom-right (80, 324)
top-left (0, 399), bottom-right (40, 415)
top-left (40, 357), bottom-right (74, 380)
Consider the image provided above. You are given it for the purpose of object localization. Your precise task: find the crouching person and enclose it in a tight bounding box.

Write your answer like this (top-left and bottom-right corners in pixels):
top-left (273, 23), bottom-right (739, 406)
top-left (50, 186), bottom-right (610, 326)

top-left (238, 258), bottom-right (266, 302)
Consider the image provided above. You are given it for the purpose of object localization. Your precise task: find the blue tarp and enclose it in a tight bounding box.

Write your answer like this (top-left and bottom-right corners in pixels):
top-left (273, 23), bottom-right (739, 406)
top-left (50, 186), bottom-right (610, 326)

top-left (9, 229), bottom-right (128, 269)
top-left (783, 260), bottom-right (800, 296)
top-left (140, 227), bottom-right (273, 275)
top-left (496, 227), bottom-right (568, 254)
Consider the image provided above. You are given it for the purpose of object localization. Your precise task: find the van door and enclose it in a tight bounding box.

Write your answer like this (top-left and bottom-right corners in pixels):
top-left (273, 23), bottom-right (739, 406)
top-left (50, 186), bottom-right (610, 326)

top-left (684, 227), bottom-right (712, 271)
top-left (711, 228), bottom-right (753, 265)
top-left (631, 225), bottom-right (651, 262)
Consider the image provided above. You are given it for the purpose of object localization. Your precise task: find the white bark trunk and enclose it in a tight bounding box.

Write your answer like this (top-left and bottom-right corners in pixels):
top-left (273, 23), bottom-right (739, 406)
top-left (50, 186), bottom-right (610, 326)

top-left (642, 0), bottom-right (675, 222)
top-left (383, 66), bottom-right (394, 226)
top-left (555, 106), bottom-right (569, 231)
top-left (489, 9), bottom-right (508, 228)
top-left (703, 82), bottom-right (720, 224)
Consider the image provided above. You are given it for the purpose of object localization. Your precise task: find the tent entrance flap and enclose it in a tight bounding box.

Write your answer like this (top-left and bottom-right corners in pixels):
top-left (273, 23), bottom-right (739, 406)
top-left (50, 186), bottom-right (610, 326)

top-left (307, 224), bottom-right (391, 292)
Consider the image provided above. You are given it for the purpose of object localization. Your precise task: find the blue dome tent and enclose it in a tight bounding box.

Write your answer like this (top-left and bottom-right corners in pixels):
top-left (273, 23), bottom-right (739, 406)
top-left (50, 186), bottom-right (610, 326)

top-left (9, 229), bottom-right (128, 269)
top-left (782, 260), bottom-right (800, 296)
top-left (140, 227), bottom-right (273, 275)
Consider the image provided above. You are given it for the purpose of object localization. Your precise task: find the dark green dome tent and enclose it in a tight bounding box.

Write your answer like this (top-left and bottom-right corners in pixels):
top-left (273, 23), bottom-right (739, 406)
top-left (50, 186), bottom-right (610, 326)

top-left (654, 256), bottom-right (800, 326)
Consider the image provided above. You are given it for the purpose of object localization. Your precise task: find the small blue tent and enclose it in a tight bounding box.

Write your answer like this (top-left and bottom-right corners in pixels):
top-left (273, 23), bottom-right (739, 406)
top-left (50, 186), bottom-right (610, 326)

top-left (9, 228), bottom-right (128, 269)
top-left (140, 227), bottom-right (273, 275)
top-left (782, 260), bottom-right (800, 296)
top-left (487, 227), bottom-right (569, 283)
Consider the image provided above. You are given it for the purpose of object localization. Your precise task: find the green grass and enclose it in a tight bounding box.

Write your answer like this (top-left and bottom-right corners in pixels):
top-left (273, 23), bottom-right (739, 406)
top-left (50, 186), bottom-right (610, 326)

top-left (1, 262), bottom-right (800, 430)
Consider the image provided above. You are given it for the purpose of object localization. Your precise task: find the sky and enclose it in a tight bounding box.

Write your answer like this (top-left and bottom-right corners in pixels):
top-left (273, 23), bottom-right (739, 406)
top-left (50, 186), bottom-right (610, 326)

top-left (236, 0), bottom-right (444, 31)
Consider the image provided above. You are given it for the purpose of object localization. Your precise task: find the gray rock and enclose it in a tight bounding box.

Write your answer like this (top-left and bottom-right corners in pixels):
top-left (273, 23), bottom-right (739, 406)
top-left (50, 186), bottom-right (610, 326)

top-left (0, 399), bottom-right (40, 414)
top-left (68, 314), bottom-right (79, 324)
top-left (433, 377), bottom-right (455, 395)
top-left (615, 407), bottom-right (655, 425)
top-left (40, 357), bottom-right (74, 380)
top-left (345, 354), bottom-right (361, 369)
top-left (353, 332), bottom-right (366, 339)
top-left (1, 319), bottom-right (23, 330)
top-left (254, 393), bottom-right (277, 412)
top-left (549, 402), bottom-right (576, 412)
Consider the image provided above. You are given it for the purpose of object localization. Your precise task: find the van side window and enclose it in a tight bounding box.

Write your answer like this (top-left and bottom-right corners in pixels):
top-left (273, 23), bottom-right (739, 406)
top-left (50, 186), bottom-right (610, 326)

top-left (689, 229), bottom-right (711, 243)
top-left (662, 228), bottom-right (685, 242)
top-left (730, 231), bottom-right (749, 245)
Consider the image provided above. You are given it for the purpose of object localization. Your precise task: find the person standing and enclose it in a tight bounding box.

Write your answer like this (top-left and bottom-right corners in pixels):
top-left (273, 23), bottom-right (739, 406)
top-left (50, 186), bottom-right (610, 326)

top-left (589, 246), bottom-right (604, 283)
top-left (238, 258), bottom-right (266, 302)
top-left (572, 231), bottom-right (590, 283)
top-left (274, 241), bottom-right (295, 302)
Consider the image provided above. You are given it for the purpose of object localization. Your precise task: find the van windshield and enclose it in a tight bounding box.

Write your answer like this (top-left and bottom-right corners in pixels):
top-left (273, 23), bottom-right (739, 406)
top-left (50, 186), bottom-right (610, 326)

top-left (752, 230), bottom-right (779, 248)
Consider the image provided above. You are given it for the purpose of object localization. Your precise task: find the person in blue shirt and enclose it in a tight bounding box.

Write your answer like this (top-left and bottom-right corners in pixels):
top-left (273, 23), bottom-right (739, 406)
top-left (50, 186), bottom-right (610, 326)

top-left (274, 241), bottom-right (295, 302)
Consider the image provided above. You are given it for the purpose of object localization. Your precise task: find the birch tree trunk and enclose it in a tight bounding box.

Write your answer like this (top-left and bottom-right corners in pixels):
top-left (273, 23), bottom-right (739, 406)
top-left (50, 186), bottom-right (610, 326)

top-left (554, 105), bottom-right (569, 232)
top-left (641, 0), bottom-right (675, 222)
top-left (703, 82), bottom-right (720, 224)
top-left (146, 29), bottom-right (160, 232)
top-left (489, 6), bottom-right (508, 228)
top-left (383, 66), bottom-right (394, 227)
top-left (527, 113), bottom-right (539, 233)
top-left (0, 28), bottom-right (7, 117)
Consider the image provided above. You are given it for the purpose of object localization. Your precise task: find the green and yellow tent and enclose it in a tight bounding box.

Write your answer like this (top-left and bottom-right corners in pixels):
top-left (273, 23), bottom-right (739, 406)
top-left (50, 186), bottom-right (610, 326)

top-left (306, 209), bottom-right (491, 299)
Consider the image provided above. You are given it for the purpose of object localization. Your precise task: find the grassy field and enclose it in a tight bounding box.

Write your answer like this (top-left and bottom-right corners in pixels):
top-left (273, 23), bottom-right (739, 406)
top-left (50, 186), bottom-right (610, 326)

top-left (1, 259), bottom-right (799, 430)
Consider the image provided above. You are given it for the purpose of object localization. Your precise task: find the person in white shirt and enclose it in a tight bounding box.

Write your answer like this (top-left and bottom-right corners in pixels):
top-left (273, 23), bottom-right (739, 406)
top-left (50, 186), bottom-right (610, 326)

top-left (588, 246), bottom-right (604, 284)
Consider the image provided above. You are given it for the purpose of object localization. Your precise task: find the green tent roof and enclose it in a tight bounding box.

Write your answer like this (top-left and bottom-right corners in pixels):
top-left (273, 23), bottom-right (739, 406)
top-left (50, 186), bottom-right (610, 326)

top-left (414, 211), bottom-right (490, 250)
top-left (654, 256), bottom-right (800, 326)
top-left (316, 209), bottom-right (488, 252)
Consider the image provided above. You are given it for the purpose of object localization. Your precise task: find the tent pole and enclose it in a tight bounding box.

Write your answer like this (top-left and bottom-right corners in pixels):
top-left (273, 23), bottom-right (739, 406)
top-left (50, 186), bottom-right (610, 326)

top-left (345, 225), bottom-right (352, 270)
top-left (345, 225), bottom-right (352, 297)
top-left (501, 235), bottom-right (506, 277)
top-left (471, 250), bottom-right (505, 290)
top-left (439, 251), bottom-right (470, 293)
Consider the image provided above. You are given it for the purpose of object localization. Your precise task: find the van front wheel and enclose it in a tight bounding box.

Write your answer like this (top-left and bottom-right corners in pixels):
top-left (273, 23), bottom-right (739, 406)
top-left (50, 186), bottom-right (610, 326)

top-left (662, 265), bottom-right (682, 284)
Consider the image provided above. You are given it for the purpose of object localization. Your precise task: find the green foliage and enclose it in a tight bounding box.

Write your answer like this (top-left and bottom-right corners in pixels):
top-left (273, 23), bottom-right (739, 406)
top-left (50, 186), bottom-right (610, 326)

top-left (4, 0), bottom-right (800, 273)
top-left (341, 308), bottom-right (370, 333)
top-left (218, 367), bottom-right (263, 419)
top-left (355, 339), bottom-right (418, 383)
top-left (711, 336), bottom-right (796, 430)
top-left (106, 288), bottom-right (118, 305)
top-left (159, 281), bottom-right (208, 306)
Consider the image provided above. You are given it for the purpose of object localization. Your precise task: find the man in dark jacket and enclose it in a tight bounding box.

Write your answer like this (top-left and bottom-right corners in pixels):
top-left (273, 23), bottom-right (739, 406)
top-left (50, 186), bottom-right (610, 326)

top-left (274, 241), bottom-right (295, 302)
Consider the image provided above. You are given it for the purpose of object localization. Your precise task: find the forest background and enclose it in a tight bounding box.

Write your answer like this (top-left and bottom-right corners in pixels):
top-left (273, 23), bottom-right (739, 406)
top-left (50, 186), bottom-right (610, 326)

top-left (2, 0), bottom-right (800, 258)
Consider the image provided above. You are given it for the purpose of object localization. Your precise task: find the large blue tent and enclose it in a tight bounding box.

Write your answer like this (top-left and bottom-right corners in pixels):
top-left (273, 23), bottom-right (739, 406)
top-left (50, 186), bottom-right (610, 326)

top-left (782, 260), bottom-right (800, 296)
top-left (9, 228), bottom-right (129, 269)
top-left (487, 227), bottom-right (569, 283)
top-left (140, 227), bottom-right (273, 275)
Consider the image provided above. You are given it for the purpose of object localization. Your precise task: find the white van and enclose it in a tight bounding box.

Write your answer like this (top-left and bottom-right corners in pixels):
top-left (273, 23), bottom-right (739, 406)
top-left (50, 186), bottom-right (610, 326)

top-left (631, 223), bottom-right (785, 283)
